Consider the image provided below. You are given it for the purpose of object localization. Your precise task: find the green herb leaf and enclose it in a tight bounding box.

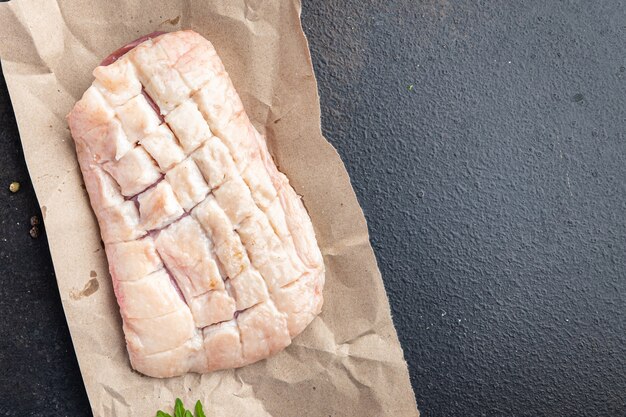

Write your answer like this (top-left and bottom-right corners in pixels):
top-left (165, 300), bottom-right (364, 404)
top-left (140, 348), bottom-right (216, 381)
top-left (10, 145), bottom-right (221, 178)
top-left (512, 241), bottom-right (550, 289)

top-left (185, 411), bottom-right (193, 417)
top-left (174, 398), bottom-right (185, 417)
top-left (195, 400), bottom-right (206, 417)
top-left (156, 411), bottom-right (173, 417)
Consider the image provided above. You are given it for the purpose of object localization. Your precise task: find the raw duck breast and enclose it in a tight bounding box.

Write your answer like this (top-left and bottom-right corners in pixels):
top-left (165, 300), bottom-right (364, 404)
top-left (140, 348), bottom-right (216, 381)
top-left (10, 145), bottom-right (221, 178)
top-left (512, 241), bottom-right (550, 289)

top-left (67, 30), bottom-right (325, 378)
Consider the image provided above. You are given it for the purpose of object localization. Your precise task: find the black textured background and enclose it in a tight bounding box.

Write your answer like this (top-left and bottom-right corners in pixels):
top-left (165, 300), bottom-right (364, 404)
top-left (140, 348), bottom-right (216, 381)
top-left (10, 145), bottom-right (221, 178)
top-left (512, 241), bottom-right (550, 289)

top-left (1, 1), bottom-right (625, 416)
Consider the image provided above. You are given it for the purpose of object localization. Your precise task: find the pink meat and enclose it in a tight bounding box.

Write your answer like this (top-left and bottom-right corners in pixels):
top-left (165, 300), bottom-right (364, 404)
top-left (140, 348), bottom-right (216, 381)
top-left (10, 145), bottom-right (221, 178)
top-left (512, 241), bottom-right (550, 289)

top-left (67, 30), bottom-right (325, 378)
top-left (99, 32), bottom-right (167, 66)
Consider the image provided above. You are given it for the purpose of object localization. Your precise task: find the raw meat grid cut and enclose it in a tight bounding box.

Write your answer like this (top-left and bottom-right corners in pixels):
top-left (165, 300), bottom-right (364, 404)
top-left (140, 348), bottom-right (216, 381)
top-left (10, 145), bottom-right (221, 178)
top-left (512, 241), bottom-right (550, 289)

top-left (67, 30), bottom-right (325, 378)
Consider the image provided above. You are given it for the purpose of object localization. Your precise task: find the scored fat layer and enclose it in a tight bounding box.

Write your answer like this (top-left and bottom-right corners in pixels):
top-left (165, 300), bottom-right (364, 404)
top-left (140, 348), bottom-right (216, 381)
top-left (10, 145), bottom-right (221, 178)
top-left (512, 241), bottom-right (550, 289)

top-left (68, 31), bottom-right (323, 376)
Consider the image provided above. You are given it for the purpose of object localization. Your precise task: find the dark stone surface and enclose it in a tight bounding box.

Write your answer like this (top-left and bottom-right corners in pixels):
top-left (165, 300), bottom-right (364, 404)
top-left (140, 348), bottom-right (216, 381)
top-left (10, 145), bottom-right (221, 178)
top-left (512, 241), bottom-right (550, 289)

top-left (1, 1), bottom-right (625, 416)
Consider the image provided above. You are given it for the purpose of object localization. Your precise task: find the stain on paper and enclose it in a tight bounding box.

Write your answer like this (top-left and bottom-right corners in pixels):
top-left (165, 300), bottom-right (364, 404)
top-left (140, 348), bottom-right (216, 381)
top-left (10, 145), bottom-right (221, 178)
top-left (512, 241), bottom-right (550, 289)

top-left (70, 278), bottom-right (100, 300)
top-left (161, 15), bottom-right (180, 26)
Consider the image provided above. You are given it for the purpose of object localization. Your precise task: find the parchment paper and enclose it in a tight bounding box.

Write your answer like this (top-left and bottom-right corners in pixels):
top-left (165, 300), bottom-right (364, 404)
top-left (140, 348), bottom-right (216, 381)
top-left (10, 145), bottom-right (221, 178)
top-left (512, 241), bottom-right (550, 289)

top-left (0, 1), bottom-right (418, 415)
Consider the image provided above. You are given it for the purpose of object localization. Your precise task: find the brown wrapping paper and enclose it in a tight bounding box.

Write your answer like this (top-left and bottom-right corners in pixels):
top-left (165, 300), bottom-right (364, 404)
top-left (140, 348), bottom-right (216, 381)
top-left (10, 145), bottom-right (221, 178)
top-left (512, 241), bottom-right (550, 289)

top-left (0, 0), bottom-right (418, 415)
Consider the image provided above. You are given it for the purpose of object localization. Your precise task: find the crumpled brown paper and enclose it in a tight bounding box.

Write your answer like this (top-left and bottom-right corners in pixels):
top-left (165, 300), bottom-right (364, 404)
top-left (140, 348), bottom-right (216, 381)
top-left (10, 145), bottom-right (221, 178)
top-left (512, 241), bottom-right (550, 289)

top-left (0, 0), bottom-right (419, 415)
